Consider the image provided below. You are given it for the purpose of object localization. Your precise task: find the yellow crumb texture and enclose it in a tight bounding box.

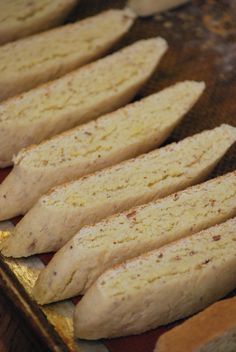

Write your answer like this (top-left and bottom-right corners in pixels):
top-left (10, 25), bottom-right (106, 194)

top-left (74, 171), bottom-right (236, 249)
top-left (0, 10), bottom-right (133, 76)
top-left (0, 38), bottom-right (165, 123)
top-left (100, 218), bottom-right (236, 295)
top-left (41, 125), bottom-right (235, 208)
top-left (16, 80), bottom-right (203, 166)
top-left (0, 0), bottom-right (54, 25)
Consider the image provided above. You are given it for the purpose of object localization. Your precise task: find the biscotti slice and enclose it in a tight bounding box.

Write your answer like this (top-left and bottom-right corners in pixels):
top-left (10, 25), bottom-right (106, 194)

top-left (0, 37), bottom-right (167, 168)
top-left (0, 9), bottom-right (135, 101)
top-left (154, 297), bottom-right (236, 352)
top-left (0, 0), bottom-right (77, 45)
top-left (2, 124), bottom-right (235, 255)
top-left (74, 218), bottom-right (236, 339)
top-left (0, 80), bottom-right (203, 220)
top-left (32, 171), bottom-right (236, 304)
top-left (128, 0), bottom-right (190, 16)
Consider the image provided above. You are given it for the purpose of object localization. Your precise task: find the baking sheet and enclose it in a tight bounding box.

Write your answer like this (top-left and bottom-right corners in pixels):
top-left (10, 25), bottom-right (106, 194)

top-left (0, 0), bottom-right (235, 351)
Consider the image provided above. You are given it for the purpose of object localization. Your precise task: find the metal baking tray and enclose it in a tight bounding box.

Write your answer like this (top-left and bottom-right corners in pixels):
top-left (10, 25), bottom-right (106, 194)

top-left (0, 0), bottom-right (235, 351)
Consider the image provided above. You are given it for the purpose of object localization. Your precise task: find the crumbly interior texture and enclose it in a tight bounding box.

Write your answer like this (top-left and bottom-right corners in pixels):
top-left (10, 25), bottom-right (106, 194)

top-left (41, 124), bottom-right (235, 208)
top-left (16, 80), bottom-right (204, 167)
top-left (0, 38), bottom-right (165, 124)
top-left (0, 10), bottom-right (133, 78)
top-left (74, 218), bottom-right (236, 338)
top-left (0, 0), bottom-right (55, 25)
top-left (101, 219), bottom-right (236, 295)
top-left (64, 171), bottom-right (236, 251)
top-left (34, 171), bottom-right (235, 303)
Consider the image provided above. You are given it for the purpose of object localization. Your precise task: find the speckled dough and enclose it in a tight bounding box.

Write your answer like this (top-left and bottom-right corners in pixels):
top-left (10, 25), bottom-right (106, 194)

top-left (0, 37), bottom-right (167, 167)
top-left (1, 124), bottom-right (235, 257)
top-left (74, 218), bottom-right (236, 339)
top-left (0, 79), bottom-right (205, 221)
top-left (0, 9), bottom-right (136, 101)
top-left (0, 0), bottom-right (77, 45)
top-left (32, 171), bottom-right (236, 304)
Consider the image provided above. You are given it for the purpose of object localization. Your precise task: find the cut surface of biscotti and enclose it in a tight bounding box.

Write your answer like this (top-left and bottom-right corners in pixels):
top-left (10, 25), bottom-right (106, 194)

top-left (1, 124), bottom-right (235, 252)
top-left (0, 37), bottom-right (167, 168)
top-left (0, 9), bottom-right (135, 101)
top-left (32, 171), bottom-right (236, 303)
top-left (74, 218), bottom-right (236, 339)
top-left (0, 0), bottom-right (77, 45)
top-left (0, 80), bottom-right (205, 221)
top-left (154, 297), bottom-right (236, 352)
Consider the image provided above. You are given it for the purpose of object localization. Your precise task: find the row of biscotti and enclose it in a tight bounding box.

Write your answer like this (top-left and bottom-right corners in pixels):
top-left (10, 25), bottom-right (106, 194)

top-left (0, 35), bottom-right (167, 167)
top-left (13, 180), bottom-right (234, 341)
top-left (30, 170), bottom-right (236, 304)
top-left (0, 8), bottom-right (136, 101)
top-left (0, 82), bottom-right (235, 340)
top-left (1, 123), bottom-right (235, 254)
top-left (2, 162), bottom-right (235, 339)
top-left (11, 169), bottom-right (234, 339)
top-left (72, 216), bottom-right (236, 339)
top-left (0, 79), bottom-right (207, 219)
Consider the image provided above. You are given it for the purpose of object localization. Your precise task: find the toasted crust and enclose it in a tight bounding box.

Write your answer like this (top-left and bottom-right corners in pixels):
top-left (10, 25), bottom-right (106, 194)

top-left (0, 9), bottom-right (135, 101)
top-left (0, 37), bottom-right (167, 167)
top-left (154, 297), bottom-right (236, 352)
top-left (32, 171), bottom-right (236, 304)
top-left (1, 124), bottom-right (235, 250)
top-left (74, 218), bottom-right (236, 339)
top-left (0, 0), bottom-right (77, 45)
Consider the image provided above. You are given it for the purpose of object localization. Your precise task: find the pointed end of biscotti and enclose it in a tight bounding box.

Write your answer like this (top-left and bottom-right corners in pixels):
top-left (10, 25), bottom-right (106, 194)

top-left (0, 232), bottom-right (22, 258)
top-left (105, 7), bottom-right (137, 29)
top-left (167, 80), bottom-right (205, 105)
top-left (32, 278), bottom-right (50, 305)
top-left (123, 6), bottom-right (138, 20)
top-left (182, 80), bottom-right (206, 94)
top-left (74, 284), bottom-right (110, 340)
top-left (139, 37), bottom-right (168, 71)
top-left (0, 167), bottom-right (23, 221)
top-left (0, 230), bottom-right (12, 247)
top-left (153, 36), bottom-right (169, 52)
top-left (132, 36), bottom-right (167, 53)
top-left (219, 123), bottom-right (236, 141)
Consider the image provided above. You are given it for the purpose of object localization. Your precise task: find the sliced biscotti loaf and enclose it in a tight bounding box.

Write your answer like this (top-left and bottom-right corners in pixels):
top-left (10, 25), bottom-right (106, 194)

top-left (0, 37), bottom-right (167, 168)
top-left (0, 80), bottom-right (203, 220)
top-left (154, 297), bottom-right (236, 352)
top-left (32, 171), bottom-right (236, 304)
top-left (0, 0), bottom-right (77, 45)
top-left (74, 218), bottom-right (236, 339)
top-left (0, 9), bottom-right (135, 101)
top-left (2, 125), bottom-right (235, 255)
